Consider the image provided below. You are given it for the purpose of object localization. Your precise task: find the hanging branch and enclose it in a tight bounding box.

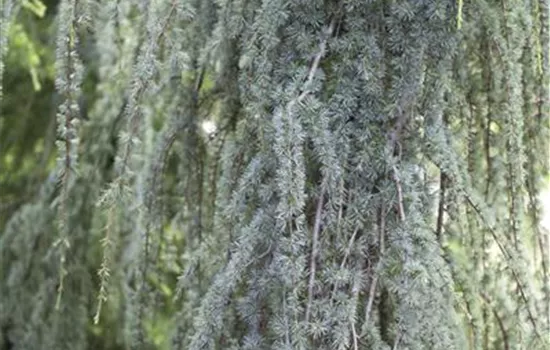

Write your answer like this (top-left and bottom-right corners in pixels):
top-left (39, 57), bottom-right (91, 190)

top-left (112, 0), bottom-right (177, 184)
top-left (464, 193), bottom-right (542, 341)
top-left (480, 292), bottom-right (510, 350)
top-left (537, 0), bottom-right (550, 334)
top-left (94, 0), bottom-right (178, 338)
top-left (54, 0), bottom-right (83, 310)
top-left (94, 208), bottom-right (115, 324)
top-left (287, 16), bottom-right (336, 324)
top-left (134, 116), bottom-right (189, 337)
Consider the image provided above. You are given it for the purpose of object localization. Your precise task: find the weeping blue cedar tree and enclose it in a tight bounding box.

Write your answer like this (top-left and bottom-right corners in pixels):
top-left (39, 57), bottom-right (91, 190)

top-left (0, 0), bottom-right (549, 349)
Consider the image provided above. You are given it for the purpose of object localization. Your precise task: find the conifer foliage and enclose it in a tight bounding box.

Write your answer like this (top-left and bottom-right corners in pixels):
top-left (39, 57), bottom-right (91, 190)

top-left (0, 0), bottom-right (549, 349)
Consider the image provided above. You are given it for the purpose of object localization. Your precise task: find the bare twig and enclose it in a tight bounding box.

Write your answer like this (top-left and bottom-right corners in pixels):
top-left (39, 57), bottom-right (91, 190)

top-left (330, 225), bottom-right (359, 300)
top-left (366, 167), bottom-right (406, 332)
top-left (305, 186), bottom-right (325, 323)
top-left (436, 172), bottom-right (446, 241)
top-left (365, 205), bottom-right (386, 324)
top-left (286, 16), bottom-right (337, 119)
top-left (297, 19), bottom-right (336, 103)
top-left (392, 166), bottom-right (406, 222)
top-left (350, 270), bottom-right (361, 350)
top-left (282, 16), bottom-right (335, 131)
top-left (364, 267), bottom-right (378, 325)
top-left (392, 332), bottom-right (402, 350)
top-left (351, 318), bottom-right (359, 350)
top-left (341, 226), bottom-right (359, 269)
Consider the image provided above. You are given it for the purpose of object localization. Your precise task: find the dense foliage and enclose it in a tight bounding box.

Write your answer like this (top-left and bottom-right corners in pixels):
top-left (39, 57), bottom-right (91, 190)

top-left (0, 0), bottom-right (549, 349)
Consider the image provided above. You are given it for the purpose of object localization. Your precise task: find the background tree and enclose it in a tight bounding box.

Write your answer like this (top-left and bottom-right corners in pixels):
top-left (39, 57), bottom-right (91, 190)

top-left (0, 0), bottom-right (549, 349)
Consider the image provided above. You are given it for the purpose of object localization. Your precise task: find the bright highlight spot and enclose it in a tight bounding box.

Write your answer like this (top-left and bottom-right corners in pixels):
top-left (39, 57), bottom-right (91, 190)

top-left (202, 120), bottom-right (217, 135)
